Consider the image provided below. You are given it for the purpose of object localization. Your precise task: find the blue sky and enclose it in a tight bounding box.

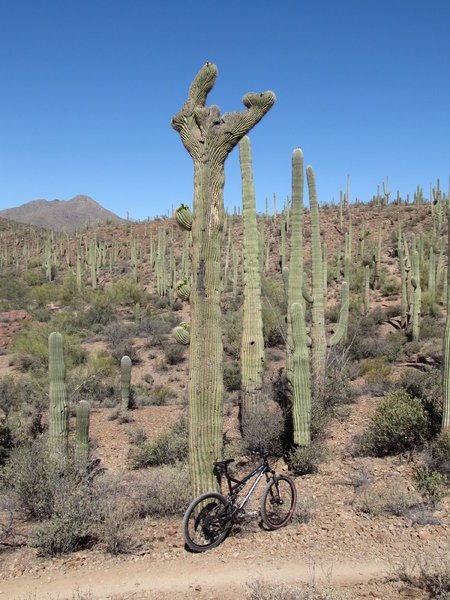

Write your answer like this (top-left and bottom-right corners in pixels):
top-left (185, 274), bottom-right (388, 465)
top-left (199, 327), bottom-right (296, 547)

top-left (0, 0), bottom-right (449, 220)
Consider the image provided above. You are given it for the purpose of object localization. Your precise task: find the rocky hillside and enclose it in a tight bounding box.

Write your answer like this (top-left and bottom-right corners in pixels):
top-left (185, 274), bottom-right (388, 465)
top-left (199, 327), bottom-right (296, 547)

top-left (0, 195), bottom-right (123, 232)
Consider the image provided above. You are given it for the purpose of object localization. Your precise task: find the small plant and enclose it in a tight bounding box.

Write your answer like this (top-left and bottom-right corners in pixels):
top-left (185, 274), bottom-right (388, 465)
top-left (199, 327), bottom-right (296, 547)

top-left (356, 390), bottom-right (429, 457)
top-left (412, 465), bottom-right (448, 508)
top-left (128, 418), bottom-right (188, 468)
top-left (164, 343), bottom-right (185, 365)
top-left (241, 399), bottom-right (284, 455)
top-left (134, 464), bottom-right (191, 517)
top-left (395, 553), bottom-right (450, 599)
top-left (223, 361), bottom-right (241, 391)
top-left (286, 441), bottom-right (325, 476)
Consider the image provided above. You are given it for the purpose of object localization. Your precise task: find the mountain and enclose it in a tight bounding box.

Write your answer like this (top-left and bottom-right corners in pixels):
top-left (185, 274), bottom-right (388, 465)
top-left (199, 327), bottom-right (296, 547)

top-left (0, 195), bottom-right (123, 232)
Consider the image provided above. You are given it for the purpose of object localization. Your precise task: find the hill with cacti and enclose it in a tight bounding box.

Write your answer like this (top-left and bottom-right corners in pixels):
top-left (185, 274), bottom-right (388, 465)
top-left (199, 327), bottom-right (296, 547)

top-left (0, 188), bottom-right (449, 598)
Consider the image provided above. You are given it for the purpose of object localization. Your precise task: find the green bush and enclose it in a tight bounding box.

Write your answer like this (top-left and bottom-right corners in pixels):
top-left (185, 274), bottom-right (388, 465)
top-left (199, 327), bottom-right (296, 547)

top-left (413, 466), bottom-right (448, 508)
top-left (223, 362), bottom-right (241, 391)
top-left (106, 278), bottom-right (143, 307)
top-left (261, 276), bottom-right (286, 347)
top-left (428, 430), bottom-right (450, 477)
top-left (222, 309), bottom-right (243, 359)
top-left (241, 399), bottom-right (284, 455)
top-left (134, 464), bottom-right (191, 517)
top-left (357, 390), bottom-right (429, 456)
top-left (128, 418), bottom-right (188, 468)
top-left (286, 441), bottom-right (325, 476)
top-left (164, 343), bottom-right (185, 365)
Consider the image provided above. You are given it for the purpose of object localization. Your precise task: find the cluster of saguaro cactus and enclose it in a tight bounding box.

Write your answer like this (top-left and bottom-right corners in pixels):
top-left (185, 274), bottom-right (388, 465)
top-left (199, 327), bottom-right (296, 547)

top-left (171, 62), bottom-right (275, 497)
top-left (239, 136), bottom-right (264, 427)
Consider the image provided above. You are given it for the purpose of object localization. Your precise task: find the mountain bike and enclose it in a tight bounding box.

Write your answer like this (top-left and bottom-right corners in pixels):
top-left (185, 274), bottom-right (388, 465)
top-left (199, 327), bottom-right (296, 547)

top-left (182, 452), bottom-right (297, 552)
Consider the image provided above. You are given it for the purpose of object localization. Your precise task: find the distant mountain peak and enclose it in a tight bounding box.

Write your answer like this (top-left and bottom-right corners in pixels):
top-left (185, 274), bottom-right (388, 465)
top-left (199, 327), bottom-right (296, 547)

top-left (0, 195), bottom-right (123, 232)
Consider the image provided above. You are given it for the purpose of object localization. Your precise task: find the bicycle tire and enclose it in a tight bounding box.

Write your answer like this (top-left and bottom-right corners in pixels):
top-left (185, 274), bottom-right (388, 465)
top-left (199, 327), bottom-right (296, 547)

top-left (182, 491), bottom-right (232, 552)
top-left (260, 474), bottom-right (297, 529)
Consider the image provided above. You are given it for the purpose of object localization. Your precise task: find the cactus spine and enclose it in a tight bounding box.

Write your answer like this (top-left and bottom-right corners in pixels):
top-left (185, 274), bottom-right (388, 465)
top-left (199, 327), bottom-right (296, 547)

top-left (75, 400), bottom-right (90, 465)
top-left (171, 63), bottom-right (275, 496)
top-left (121, 355), bottom-right (132, 411)
top-left (48, 332), bottom-right (69, 462)
top-left (239, 136), bottom-right (264, 425)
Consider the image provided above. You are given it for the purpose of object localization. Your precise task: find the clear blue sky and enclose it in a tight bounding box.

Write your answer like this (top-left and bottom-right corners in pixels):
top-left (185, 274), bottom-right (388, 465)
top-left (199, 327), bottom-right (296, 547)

top-left (0, 0), bottom-right (449, 220)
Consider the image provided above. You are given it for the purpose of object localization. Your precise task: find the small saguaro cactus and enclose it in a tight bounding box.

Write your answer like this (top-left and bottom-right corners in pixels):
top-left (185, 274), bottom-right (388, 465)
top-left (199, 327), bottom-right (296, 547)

top-left (48, 332), bottom-right (69, 462)
top-left (121, 355), bottom-right (132, 412)
top-left (174, 322), bottom-right (190, 345)
top-left (75, 400), bottom-right (90, 466)
top-left (290, 302), bottom-right (311, 447)
top-left (175, 204), bottom-right (193, 231)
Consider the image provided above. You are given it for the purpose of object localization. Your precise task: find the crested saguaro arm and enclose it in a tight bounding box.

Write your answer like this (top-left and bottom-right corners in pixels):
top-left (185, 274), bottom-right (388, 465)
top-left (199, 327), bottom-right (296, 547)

top-left (171, 63), bottom-right (275, 497)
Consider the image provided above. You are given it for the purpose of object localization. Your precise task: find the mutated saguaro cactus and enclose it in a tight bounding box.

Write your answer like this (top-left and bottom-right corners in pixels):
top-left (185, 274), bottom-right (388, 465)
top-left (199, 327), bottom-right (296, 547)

top-left (176, 277), bottom-right (191, 302)
top-left (121, 355), bottom-right (132, 412)
top-left (48, 332), bottom-right (69, 462)
top-left (174, 322), bottom-right (190, 345)
top-left (75, 400), bottom-right (90, 465)
top-left (175, 204), bottom-right (193, 231)
top-left (172, 63), bottom-right (275, 497)
top-left (239, 136), bottom-right (264, 427)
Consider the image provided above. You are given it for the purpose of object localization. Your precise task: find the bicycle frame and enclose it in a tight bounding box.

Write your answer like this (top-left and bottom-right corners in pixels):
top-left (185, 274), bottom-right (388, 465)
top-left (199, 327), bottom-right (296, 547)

top-left (222, 459), bottom-right (272, 513)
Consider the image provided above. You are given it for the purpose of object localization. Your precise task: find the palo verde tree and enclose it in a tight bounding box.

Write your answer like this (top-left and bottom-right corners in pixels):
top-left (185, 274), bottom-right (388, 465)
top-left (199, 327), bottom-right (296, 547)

top-left (171, 63), bottom-right (275, 497)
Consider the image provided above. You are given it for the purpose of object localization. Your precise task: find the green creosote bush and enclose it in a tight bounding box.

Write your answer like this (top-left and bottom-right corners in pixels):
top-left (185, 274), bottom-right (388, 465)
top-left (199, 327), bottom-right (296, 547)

top-left (0, 275), bottom-right (30, 310)
top-left (286, 440), bottom-right (326, 476)
top-left (106, 278), bottom-right (143, 307)
top-left (164, 343), bottom-right (185, 365)
top-left (128, 418), bottom-right (187, 468)
top-left (394, 369), bottom-right (442, 437)
top-left (261, 276), bottom-right (286, 347)
top-left (356, 390), bottom-right (429, 457)
top-left (427, 430), bottom-right (450, 477)
top-left (378, 268), bottom-right (400, 296)
top-left (359, 357), bottom-right (392, 394)
top-left (146, 384), bottom-right (177, 406)
top-left (222, 309), bottom-right (243, 359)
top-left (413, 466), bottom-right (448, 508)
top-left (223, 361), bottom-right (241, 391)
top-left (417, 314), bottom-right (445, 340)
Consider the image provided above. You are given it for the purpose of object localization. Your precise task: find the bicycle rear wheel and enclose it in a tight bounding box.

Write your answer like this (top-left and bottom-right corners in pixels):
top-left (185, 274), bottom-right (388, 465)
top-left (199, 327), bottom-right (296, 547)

top-left (183, 492), bottom-right (232, 552)
top-left (260, 475), bottom-right (297, 529)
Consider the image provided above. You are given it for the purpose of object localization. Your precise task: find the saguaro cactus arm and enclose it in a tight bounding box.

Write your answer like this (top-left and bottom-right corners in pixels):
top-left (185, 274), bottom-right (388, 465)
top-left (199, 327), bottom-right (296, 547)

top-left (172, 63), bottom-right (275, 162)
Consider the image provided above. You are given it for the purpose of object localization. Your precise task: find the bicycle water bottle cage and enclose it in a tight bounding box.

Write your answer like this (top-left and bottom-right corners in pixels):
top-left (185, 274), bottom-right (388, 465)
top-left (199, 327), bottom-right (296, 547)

top-left (213, 458), bottom-right (235, 470)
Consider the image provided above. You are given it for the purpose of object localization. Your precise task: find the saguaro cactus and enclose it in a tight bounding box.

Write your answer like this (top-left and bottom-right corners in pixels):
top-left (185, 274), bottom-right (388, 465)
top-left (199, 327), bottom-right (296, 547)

top-left (239, 136), bottom-right (264, 426)
top-left (48, 332), bottom-right (69, 462)
top-left (442, 210), bottom-right (450, 431)
top-left (291, 302), bottom-right (311, 446)
top-left (171, 63), bottom-right (275, 497)
top-left (75, 400), bottom-right (90, 465)
top-left (121, 355), bottom-right (132, 412)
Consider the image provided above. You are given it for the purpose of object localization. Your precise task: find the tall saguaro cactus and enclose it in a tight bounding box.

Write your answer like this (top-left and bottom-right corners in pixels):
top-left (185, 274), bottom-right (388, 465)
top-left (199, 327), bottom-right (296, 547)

top-left (239, 136), bottom-right (264, 426)
top-left (171, 63), bottom-right (275, 497)
top-left (75, 400), bottom-right (90, 466)
top-left (48, 332), bottom-right (69, 462)
top-left (442, 210), bottom-right (450, 431)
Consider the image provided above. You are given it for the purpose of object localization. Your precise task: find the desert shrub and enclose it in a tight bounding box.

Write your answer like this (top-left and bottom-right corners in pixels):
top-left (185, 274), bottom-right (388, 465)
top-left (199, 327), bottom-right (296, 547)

top-left (164, 343), bottom-right (185, 365)
top-left (286, 441), bottom-right (325, 476)
top-left (396, 553), bottom-right (450, 598)
top-left (0, 422), bottom-right (13, 466)
top-left (359, 356), bottom-right (392, 390)
top-left (106, 278), bottom-right (143, 307)
top-left (147, 384), bottom-right (176, 406)
top-left (142, 317), bottom-right (173, 348)
top-left (261, 276), bottom-right (286, 347)
top-left (103, 321), bottom-right (136, 362)
top-left (353, 482), bottom-right (416, 517)
top-left (427, 430), bottom-right (450, 477)
top-left (241, 399), bottom-right (284, 455)
top-left (134, 464), bottom-right (191, 517)
top-left (68, 353), bottom-right (118, 406)
top-left (395, 369), bottom-right (442, 436)
top-left (378, 269), bottom-right (400, 296)
top-left (222, 309), bottom-right (243, 359)
top-left (128, 418), bottom-right (188, 468)
top-left (413, 466), bottom-right (448, 508)
top-left (246, 582), bottom-right (347, 600)
top-left (356, 390), bottom-right (429, 457)
top-left (223, 362), bottom-right (241, 391)
top-left (419, 314), bottom-right (444, 339)
top-left (0, 274), bottom-right (30, 310)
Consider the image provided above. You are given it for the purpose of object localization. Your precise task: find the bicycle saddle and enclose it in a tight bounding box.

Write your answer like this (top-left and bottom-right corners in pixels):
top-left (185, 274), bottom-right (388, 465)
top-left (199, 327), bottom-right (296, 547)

top-left (213, 458), bottom-right (235, 469)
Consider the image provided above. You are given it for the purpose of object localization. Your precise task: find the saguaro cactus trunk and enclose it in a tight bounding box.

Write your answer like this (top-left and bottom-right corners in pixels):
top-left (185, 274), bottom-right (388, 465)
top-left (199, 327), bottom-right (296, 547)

top-left (172, 63), bottom-right (275, 497)
top-left (442, 211), bottom-right (450, 431)
top-left (48, 332), bottom-right (69, 463)
top-left (239, 136), bottom-right (264, 427)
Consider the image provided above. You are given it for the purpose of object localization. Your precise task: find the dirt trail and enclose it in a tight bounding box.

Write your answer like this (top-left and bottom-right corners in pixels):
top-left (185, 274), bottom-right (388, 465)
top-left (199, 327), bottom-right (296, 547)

top-left (1, 553), bottom-right (390, 599)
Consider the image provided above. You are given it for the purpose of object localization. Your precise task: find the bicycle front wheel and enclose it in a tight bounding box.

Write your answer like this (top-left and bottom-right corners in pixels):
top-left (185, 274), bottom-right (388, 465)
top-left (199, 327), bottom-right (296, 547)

top-left (183, 492), bottom-right (232, 552)
top-left (260, 475), bottom-right (297, 529)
